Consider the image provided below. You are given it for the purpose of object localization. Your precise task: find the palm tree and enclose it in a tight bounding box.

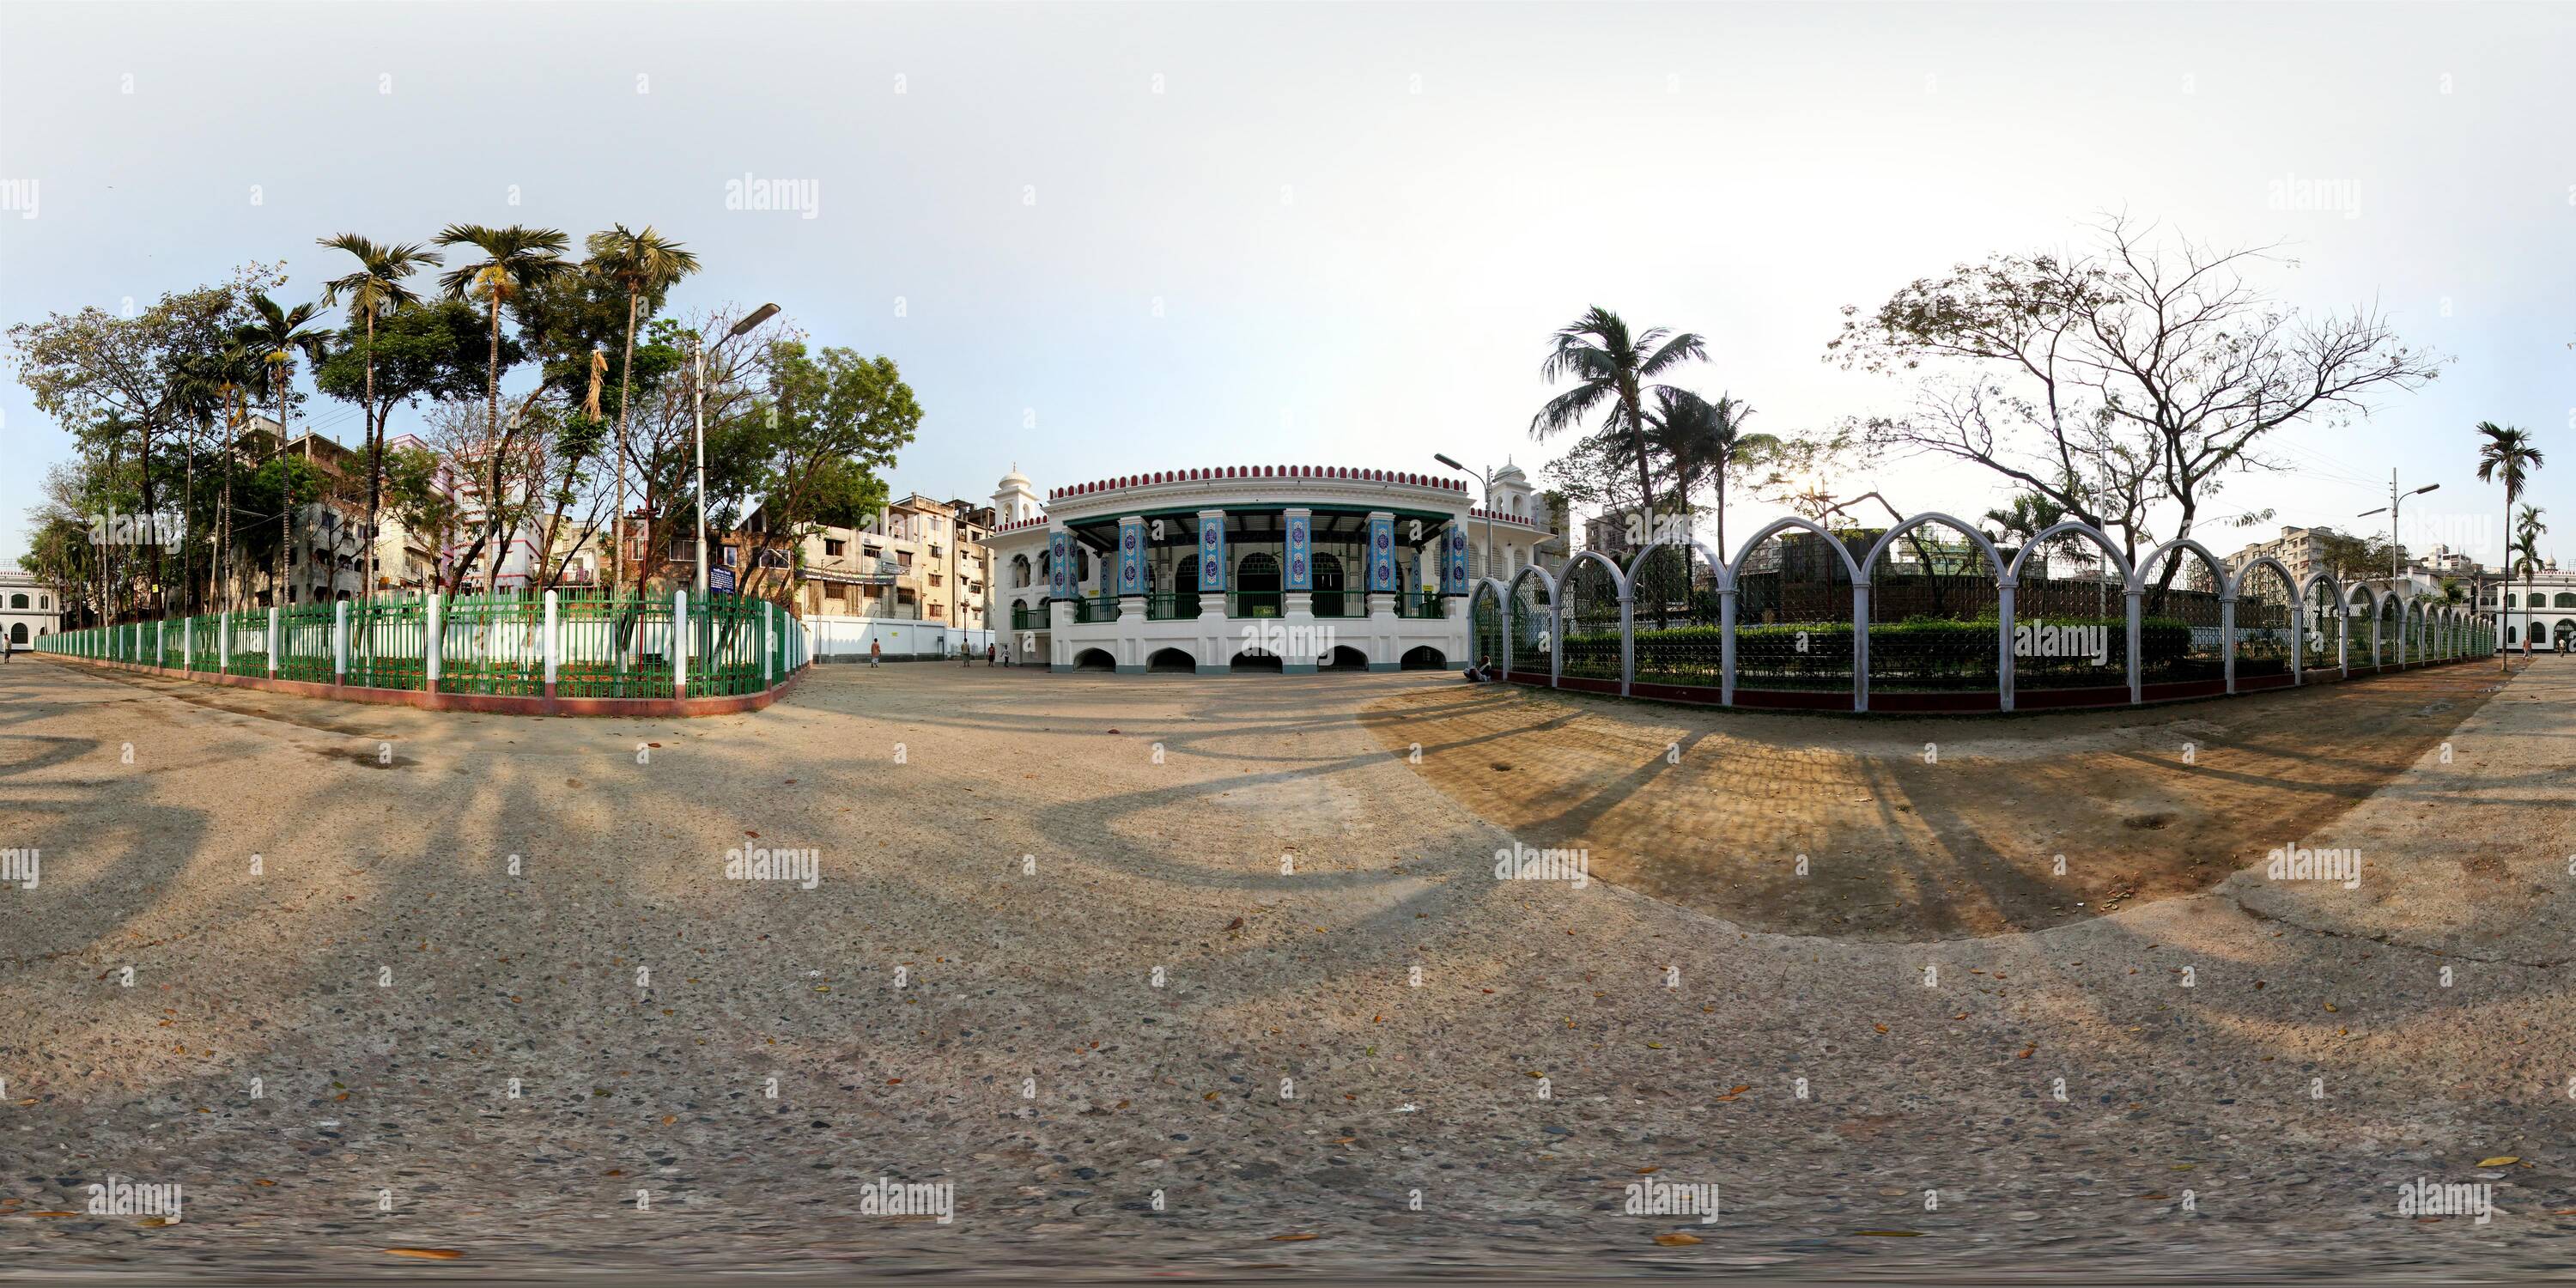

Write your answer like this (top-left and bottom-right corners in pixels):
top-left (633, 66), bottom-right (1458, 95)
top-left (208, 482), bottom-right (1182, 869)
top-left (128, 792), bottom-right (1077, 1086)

top-left (584, 225), bottom-right (701, 599)
top-left (1648, 390), bottom-right (1774, 557)
top-left (317, 234), bottom-right (440, 601)
top-left (2476, 422), bottom-right (2543, 670)
top-left (1531, 307), bottom-right (1706, 546)
top-left (2518, 504), bottom-right (2548, 654)
top-left (239, 295), bottom-right (332, 606)
top-left (435, 224), bottom-right (572, 595)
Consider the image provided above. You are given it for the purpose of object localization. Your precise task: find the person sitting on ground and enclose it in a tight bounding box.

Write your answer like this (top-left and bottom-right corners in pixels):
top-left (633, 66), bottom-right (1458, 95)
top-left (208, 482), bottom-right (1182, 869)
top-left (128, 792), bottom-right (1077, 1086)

top-left (1462, 653), bottom-right (1496, 683)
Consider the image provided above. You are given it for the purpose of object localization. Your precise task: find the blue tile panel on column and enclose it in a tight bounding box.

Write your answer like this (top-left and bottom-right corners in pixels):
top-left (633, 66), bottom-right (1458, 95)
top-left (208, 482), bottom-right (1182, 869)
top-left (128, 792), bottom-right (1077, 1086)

top-left (1443, 522), bottom-right (1467, 593)
top-left (1198, 515), bottom-right (1227, 592)
top-left (1285, 513), bottom-right (1312, 592)
top-left (1048, 531), bottom-right (1071, 599)
top-left (1117, 518), bottom-right (1145, 594)
top-left (1368, 514), bottom-right (1397, 592)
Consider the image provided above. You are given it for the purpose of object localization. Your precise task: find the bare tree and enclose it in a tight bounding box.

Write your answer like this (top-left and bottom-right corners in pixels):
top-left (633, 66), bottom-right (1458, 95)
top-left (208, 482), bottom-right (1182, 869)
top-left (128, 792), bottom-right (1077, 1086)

top-left (1827, 214), bottom-right (2444, 582)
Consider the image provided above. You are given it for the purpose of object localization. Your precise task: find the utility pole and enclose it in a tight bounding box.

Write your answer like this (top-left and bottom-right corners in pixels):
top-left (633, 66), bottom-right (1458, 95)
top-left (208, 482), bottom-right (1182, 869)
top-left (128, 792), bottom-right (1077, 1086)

top-left (2356, 470), bottom-right (2439, 587)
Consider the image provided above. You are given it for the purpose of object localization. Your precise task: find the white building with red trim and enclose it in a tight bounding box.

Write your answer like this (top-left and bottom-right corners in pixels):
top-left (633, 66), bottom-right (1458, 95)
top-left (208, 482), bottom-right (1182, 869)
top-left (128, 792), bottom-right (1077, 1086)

top-left (982, 464), bottom-right (1558, 674)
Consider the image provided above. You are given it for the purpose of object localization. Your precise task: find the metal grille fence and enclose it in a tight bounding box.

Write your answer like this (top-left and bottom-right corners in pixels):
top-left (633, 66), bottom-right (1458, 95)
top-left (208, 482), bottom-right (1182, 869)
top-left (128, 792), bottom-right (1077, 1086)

top-left (33, 589), bottom-right (807, 704)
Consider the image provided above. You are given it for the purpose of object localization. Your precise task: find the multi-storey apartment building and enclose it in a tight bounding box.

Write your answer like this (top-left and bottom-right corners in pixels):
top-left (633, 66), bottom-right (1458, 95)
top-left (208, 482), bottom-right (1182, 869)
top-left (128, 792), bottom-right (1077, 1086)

top-left (779, 492), bottom-right (993, 624)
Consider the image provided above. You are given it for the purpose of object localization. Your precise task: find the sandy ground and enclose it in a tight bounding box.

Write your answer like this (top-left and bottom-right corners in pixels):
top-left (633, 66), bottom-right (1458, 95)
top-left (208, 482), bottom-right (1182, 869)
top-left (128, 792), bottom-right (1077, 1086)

top-left (0, 653), bottom-right (2571, 1281)
top-left (1364, 663), bottom-right (2516, 939)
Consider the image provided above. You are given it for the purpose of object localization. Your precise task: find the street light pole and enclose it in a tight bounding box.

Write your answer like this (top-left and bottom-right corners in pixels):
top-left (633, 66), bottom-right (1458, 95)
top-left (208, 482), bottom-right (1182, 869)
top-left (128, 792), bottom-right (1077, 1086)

top-left (2356, 471), bottom-right (2439, 586)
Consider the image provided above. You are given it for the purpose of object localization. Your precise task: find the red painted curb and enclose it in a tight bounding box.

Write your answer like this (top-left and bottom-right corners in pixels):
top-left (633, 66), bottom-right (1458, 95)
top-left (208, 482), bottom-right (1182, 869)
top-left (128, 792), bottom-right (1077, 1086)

top-left (35, 654), bottom-right (807, 718)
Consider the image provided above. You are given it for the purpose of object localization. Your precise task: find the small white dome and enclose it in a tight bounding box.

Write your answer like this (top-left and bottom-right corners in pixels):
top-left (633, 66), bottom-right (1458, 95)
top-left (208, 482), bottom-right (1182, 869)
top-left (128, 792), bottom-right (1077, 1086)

top-left (998, 464), bottom-right (1033, 489)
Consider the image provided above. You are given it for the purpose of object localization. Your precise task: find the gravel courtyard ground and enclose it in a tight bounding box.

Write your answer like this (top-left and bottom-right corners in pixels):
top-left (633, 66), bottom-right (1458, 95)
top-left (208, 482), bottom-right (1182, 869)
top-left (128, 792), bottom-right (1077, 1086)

top-left (0, 653), bottom-right (2570, 1281)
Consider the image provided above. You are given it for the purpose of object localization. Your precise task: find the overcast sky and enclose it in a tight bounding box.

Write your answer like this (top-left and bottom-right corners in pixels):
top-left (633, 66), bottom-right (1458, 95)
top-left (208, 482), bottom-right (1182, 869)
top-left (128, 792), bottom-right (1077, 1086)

top-left (3, 2), bottom-right (2570, 570)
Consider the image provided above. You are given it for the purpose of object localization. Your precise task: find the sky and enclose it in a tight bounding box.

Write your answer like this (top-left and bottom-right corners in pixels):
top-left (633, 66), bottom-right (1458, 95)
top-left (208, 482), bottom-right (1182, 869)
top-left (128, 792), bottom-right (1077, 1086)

top-left (2, 2), bottom-right (2570, 573)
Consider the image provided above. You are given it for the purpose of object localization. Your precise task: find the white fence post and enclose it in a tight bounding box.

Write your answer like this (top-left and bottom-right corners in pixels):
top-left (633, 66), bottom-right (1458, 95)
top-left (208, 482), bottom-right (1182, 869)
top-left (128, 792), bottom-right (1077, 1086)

top-left (2125, 590), bottom-right (2144, 705)
top-left (1717, 586), bottom-right (1737, 708)
top-left (2337, 605), bottom-right (2349, 677)
top-left (544, 589), bottom-right (560, 691)
top-left (1850, 583), bottom-right (1870, 714)
top-left (674, 588), bottom-right (690, 700)
top-left (219, 611), bottom-right (230, 672)
top-left (763, 601), bottom-right (775, 690)
top-left (267, 606), bottom-right (280, 676)
top-left (333, 600), bottom-right (348, 683)
top-left (2220, 595), bottom-right (2237, 695)
top-left (1617, 589), bottom-right (1632, 697)
top-left (2289, 600), bottom-right (2306, 686)
top-left (426, 592), bottom-right (443, 690)
top-left (184, 617), bottom-right (192, 669)
top-left (1996, 579), bottom-right (2016, 713)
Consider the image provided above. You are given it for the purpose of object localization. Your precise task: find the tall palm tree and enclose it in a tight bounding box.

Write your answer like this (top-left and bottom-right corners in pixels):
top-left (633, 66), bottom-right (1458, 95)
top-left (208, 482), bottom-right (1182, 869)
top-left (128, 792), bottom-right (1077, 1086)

top-left (240, 295), bottom-right (332, 607)
top-left (2475, 422), bottom-right (2543, 670)
top-left (585, 225), bottom-right (701, 599)
top-left (1648, 390), bottom-right (1774, 557)
top-left (317, 234), bottom-right (440, 601)
top-left (2518, 504), bottom-right (2548, 654)
top-left (1531, 307), bottom-right (1706, 545)
top-left (435, 224), bottom-right (572, 596)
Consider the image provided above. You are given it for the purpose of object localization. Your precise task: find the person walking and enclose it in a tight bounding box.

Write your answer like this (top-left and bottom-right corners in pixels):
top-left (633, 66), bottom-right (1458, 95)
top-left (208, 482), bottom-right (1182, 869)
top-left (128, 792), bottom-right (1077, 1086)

top-left (987, 641), bottom-right (997, 666)
top-left (870, 639), bottom-right (882, 669)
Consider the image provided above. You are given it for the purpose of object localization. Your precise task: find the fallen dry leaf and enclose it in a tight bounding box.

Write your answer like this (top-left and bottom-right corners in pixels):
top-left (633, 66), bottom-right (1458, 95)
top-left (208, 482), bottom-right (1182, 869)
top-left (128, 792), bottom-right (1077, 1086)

top-left (2477, 1156), bottom-right (2520, 1168)
top-left (1653, 1231), bottom-right (1703, 1246)
top-left (385, 1248), bottom-right (463, 1260)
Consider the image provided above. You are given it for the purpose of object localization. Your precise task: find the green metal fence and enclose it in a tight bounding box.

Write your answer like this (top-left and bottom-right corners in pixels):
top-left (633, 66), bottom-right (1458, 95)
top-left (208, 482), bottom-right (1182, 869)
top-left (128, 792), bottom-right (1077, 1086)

top-left (32, 589), bottom-right (809, 704)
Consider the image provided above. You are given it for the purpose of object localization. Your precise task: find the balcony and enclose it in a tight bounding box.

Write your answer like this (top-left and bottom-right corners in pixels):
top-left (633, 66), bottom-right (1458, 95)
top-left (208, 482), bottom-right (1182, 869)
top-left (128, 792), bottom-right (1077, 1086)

top-left (1012, 605), bottom-right (1048, 631)
top-left (1394, 591), bottom-right (1445, 618)
top-left (1074, 594), bottom-right (1121, 624)
top-left (1229, 591), bottom-right (1282, 618)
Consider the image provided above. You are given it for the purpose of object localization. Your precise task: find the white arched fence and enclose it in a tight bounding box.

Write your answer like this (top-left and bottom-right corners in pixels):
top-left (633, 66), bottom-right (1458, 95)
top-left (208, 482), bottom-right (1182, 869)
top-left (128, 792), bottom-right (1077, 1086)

top-left (1462, 515), bottom-right (2491, 713)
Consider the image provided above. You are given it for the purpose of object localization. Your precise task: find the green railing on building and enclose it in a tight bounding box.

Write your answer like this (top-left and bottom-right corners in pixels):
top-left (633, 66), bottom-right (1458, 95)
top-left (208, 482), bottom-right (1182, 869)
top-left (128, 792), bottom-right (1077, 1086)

top-left (1145, 592), bottom-right (1188, 620)
top-left (1394, 591), bottom-right (1445, 619)
top-left (32, 589), bottom-right (808, 703)
top-left (1230, 591), bottom-right (1282, 618)
top-left (1012, 604), bottom-right (1049, 631)
top-left (1075, 595), bottom-right (1121, 624)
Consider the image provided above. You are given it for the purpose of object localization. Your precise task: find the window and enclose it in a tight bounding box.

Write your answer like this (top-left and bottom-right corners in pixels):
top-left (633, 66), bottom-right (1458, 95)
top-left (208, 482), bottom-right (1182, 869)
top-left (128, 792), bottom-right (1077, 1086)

top-left (929, 573), bottom-right (942, 587)
top-left (2555, 592), bottom-right (2575, 609)
top-left (6, 593), bottom-right (23, 609)
top-left (896, 551), bottom-right (914, 568)
top-left (824, 538), bottom-right (846, 557)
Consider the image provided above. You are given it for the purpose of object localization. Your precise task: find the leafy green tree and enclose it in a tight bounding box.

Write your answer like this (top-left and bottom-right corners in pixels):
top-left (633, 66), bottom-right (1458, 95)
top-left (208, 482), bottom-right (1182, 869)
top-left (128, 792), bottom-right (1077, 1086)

top-left (583, 226), bottom-right (701, 597)
top-left (729, 343), bottom-right (919, 605)
top-left (314, 300), bottom-right (507, 591)
top-left (238, 295), bottom-right (333, 602)
top-left (315, 234), bottom-right (441, 599)
top-left (434, 224), bottom-right (574, 590)
top-left (2476, 422), bottom-right (2542, 668)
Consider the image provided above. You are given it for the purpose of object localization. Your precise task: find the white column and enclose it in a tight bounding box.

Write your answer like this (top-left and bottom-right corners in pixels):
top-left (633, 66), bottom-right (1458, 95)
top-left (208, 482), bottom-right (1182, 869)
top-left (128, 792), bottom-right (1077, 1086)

top-left (2125, 589), bottom-right (2144, 704)
top-left (543, 589), bottom-right (560, 690)
top-left (1996, 580), bottom-right (2016, 712)
top-left (1718, 586), bottom-right (1737, 707)
top-left (426, 592), bottom-right (443, 689)
top-left (762, 601), bottom-right (774, 689)
top-left (1851, 583), bottom-right (1870, 714)
top-left (219, 611), bottom-right (229, 671)
top-left (333, 600), bottom-right (349, 683)
top-left (185, 617), bottom-right (193, 669)
top-left (266, 606), bottom-right (280, 675)
top-left (1618, 588), bottom-right (1634, 697)
top-left (2220, 595), bottom-right (2237, 694)
top-left (673, 588), bottom-right (690, 699)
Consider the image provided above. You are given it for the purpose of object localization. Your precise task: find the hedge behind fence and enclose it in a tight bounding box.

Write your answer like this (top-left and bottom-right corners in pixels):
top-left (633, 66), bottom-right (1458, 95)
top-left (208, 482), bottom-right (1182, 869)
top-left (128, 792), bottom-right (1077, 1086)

top-left (1552, 616), bottom-right (2212, 690)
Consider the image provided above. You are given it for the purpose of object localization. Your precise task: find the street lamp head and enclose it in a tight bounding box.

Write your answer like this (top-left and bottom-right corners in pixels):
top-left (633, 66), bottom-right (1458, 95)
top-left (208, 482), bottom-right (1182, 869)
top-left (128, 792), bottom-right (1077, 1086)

top-left (1433, 453), bottom-right (1465, 472)
top-left (729, 302), bottom-right (781, 338)
top-left (2412, 483), bottom-right (2441, 495)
